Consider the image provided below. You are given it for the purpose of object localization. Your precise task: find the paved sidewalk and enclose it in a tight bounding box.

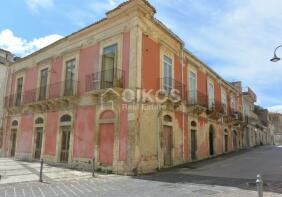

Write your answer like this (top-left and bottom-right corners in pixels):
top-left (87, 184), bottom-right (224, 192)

top-left (1, 146), bottom-right (282, 196)
top-left (0, 176), bottom-right (281, 197)
top-left (0, 158), bottom-right (92, 184)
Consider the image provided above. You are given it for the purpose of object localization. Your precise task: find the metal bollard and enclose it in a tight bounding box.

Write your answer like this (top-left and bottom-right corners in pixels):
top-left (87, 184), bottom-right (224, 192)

top-left (256, 174), bottom-right (263, 197)
top-left (92, 157), bottom-right (95, 177)
top-left (39, 159), bottom-right (44, 182)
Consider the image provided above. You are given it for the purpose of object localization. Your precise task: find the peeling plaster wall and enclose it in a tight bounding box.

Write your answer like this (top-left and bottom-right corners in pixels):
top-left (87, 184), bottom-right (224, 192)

top-left (44, 111), bottom-right (58, 156)
top-left (73, 106), bottom-right (96, 159)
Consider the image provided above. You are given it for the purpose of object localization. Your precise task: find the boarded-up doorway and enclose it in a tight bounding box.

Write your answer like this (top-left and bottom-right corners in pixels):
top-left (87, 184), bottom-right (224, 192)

top-left (163, 115), bottom-right (173, 167)
top-left (99, 123), bottom-right (114, 166)
top-left (99, 110), bottom-right (115, 167)
top-left (163, 125), bottom-right (172, 166)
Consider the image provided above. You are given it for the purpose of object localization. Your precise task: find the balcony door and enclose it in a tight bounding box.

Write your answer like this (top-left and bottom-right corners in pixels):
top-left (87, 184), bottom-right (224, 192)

top-left (15, 77), bottom-right (23, 106)
top-left (207, 81), bottom-right (215, 109)
top-left (64, 59), bottom-right (76, 96)
top-left (163, 55), bottom-right (173, 93)
top-left (38, 68), bottom-right (48, 101)
top-left (101, 44), bottom-right (117, 89)
top-left (189, 70), bottom-right (197, 104)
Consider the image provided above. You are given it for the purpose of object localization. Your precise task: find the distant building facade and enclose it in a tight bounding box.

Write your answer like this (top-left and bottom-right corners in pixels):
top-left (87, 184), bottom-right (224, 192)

top-left (0, 49), bottom-right (15, 156)
top-left (1, 0), bottom-right (273, 174)
top-left (270, 113), bottom-right (282, 145)
top-left (241, 87), bottom-right (273, 148)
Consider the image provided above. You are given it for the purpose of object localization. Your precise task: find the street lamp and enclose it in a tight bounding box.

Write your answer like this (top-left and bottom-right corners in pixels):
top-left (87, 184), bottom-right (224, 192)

top-left (270, 45), bottom-right (282, 62)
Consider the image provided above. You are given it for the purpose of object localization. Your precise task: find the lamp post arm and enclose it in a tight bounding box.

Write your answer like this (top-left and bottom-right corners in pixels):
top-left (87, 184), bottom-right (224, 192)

top-left (274, 45), bottom-right (282, 55)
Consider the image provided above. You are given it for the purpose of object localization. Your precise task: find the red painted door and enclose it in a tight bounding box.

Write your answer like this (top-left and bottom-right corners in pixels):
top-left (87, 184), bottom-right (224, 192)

top-left (99, 123), bottom-right (114, 166)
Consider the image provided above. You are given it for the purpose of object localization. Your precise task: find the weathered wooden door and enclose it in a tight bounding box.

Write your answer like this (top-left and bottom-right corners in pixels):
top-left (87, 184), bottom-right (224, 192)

top-left (60, 126), bottom-right (71, 163)
top-left (224, 134), bottom-right (228, 152)
top-left (209, 130), bottom-right (215, 156)
top-left (34, 127), bottom-right (43, 160)
top-left (233, 131), bottom-right (237, 150)
top-left (10, 129), bottom-right (17, 157)
top-left (163, 125), bottom-right (172, 166)
top-left (191, 130), bottom-right (197, 160)
top-left (99, 123), bottom-right (114, 166)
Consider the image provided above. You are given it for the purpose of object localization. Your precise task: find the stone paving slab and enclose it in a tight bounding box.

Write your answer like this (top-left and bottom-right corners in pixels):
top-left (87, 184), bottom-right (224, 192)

top-left (0, 158), bottom-right (93, 185)
top-left (0, 176), bottom-right (281, 197)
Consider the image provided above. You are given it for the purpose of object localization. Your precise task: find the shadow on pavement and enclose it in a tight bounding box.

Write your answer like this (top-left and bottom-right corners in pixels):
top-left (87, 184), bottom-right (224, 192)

top-left (133, 147), bottom-right (282, 194)
top-left (135, 172), bottom-right (282, 194)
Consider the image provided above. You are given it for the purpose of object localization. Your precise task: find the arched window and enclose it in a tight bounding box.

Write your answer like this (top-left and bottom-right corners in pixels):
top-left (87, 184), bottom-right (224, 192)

top-left (60, 114), bottom-right (72, 122)
top-left (163, 115), bottom-right (172, 122)
top-left (12, 120), bottom-right (18, 126)
top-left (35, 117), bottom-right (44, 124)
top-left (191, 121), bottom-right (197, 127)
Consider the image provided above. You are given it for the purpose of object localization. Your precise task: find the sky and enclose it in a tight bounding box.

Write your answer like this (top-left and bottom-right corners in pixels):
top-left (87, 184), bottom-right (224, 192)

top-left (0, 0), bottom-right (282, 112)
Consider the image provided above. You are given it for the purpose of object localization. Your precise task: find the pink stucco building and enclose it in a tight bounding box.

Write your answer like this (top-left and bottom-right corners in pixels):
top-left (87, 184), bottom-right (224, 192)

top-left (1, 0), bottom-right (272, 174)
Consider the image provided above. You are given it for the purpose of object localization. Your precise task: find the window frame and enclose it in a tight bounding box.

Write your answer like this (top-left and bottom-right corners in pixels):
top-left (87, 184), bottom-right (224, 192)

top-left (207, 78), bottom-right (215, 109)
top-left (221, 88), bottom-right (227, 113)
top-left (189, 69), bottom-right (197, 104)
top-left (14, 75), bottom-right (24, 106)
top-left (61, 52), bottom-right (79, 97)
top-left (37, 66), bottom-right (50, 101)
top-left (163, 55), bottom-right (173, 92)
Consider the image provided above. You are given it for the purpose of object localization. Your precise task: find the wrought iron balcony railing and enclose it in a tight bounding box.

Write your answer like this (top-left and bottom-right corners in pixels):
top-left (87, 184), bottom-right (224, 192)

top-left (187, 91), bottom-right (208, 108)
top-left (85, 68), bottom-right (125, 92)
top-left (230, 110), bottom-right (243, 121)
top-left (158, 77), bottom-right (185, 99)
top-left (4, 80), bottom-right (79, 108)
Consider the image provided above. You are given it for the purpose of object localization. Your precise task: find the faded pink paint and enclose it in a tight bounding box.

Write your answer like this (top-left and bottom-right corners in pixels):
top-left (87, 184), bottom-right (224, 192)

top-left (122, 32), bottom-right (130, 88)
top-left (78, 44), bottom-right (100, 96)
top-left (17, 114), bottom-right (33, 153)
top-left (100, 110), bottom-right (115, 119)
top-left (23, 67), bottom-right (38, 104)
top-left (73, 106), bottom-right (95, 159)
top-left (24, 67), bottom-right (38, 91)
top-left (99, 123), bottom-right (114, 166)
top-left (119, 103), bottom-right (128, 161)
top-left (44, 111), bottom-right (58, 155)
top-left (49, 57), bottom-right (63, 98)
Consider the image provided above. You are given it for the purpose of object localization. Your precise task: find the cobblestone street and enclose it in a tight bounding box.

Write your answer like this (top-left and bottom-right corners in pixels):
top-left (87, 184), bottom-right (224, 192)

top-left (1, 146), bottom-right (282, 196)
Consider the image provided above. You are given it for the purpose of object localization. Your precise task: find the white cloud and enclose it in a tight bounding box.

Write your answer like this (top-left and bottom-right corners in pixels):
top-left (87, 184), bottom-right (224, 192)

top-left (0, 29), bottom-right (63, 57)
top-left (152, 0), bottom-right (282, 108)
top-left (268, 105), bottom-right (282, 113)
top-left (25, 0), bottom-right (54, 12)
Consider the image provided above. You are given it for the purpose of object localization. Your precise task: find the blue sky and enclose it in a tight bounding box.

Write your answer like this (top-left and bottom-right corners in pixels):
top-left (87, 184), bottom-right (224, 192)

top-left (1, 0), bottom-right (282, 112)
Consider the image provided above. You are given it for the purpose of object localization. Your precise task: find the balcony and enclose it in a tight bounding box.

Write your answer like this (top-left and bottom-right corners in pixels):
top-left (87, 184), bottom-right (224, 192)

top-left (186, 91), bottom-right (208, 114)
top-left (225, 110), bottom-right (244, 125)
top-left (85, 69), bottom-right (125, 94)
top-left (158, 77), bottom-right (184, 99)
top-left (206, 99), bottom-right (223, 120)
top-left (4, 80), bottom-right (79, 110)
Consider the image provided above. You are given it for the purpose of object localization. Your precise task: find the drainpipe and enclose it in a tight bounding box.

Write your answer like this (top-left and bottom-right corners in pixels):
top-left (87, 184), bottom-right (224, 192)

top-left (157, 108), bottom-right (161, 170)
top-left (181, 45), bottom-right (185, 161)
